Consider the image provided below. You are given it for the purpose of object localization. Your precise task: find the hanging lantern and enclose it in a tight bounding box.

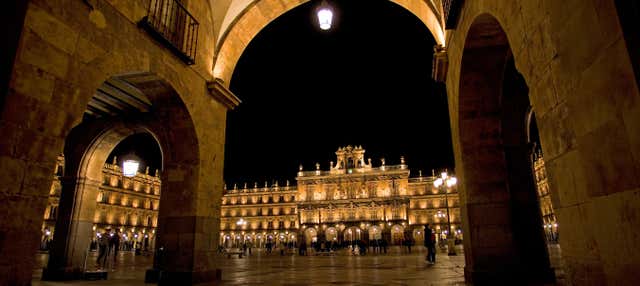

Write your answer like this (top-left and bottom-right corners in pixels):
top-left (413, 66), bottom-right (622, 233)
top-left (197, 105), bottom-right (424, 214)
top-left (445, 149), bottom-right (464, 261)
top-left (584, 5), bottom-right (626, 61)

top-left (317, 1), bottom-right (333, 30)
top-left (122, 153), bottom-right (141, 177)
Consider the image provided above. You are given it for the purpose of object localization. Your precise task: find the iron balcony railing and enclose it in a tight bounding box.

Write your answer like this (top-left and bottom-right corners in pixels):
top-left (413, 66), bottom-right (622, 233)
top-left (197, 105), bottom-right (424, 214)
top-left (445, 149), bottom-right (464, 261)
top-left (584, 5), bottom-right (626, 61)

top-left (140, 0), bottom-right (199, 65)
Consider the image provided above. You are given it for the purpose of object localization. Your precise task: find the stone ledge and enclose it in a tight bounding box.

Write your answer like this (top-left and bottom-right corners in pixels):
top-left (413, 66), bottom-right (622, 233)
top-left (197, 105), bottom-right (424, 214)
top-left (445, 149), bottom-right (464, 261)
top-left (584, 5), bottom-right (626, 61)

top-left (207, 78), bottom-right (241, 110)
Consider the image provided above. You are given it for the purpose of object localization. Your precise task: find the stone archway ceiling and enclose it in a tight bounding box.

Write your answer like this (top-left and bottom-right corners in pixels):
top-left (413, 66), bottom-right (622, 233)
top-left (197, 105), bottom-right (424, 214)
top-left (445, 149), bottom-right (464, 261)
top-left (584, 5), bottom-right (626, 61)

top-left (464, 14), bottom-right (509, 48)
top-left (85, 76), bottom-right (152, 119)
top-left (212, 0), bottom-right (446, 86)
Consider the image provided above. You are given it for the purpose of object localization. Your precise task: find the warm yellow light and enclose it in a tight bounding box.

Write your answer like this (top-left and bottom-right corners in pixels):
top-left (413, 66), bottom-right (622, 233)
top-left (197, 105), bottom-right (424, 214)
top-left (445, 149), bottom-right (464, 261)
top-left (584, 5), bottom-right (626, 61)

top-left (447, 177), bottom-right (457, 187)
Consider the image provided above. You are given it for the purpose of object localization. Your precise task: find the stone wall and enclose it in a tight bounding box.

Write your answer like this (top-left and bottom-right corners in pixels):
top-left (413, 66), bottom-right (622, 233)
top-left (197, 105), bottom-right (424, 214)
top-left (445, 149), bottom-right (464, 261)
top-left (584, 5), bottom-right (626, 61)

top-left (1, 0), bottom-right (228, 284)
top-left (445, 0), bottom-right (640, 284)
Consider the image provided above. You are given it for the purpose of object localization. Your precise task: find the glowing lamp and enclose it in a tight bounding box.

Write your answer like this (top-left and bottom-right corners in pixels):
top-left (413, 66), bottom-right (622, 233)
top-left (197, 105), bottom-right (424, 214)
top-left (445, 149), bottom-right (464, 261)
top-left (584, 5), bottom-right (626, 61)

top-left (317, 1), bottom-right (333, 30)
top-left (123, 159), bottom-right (139, 177)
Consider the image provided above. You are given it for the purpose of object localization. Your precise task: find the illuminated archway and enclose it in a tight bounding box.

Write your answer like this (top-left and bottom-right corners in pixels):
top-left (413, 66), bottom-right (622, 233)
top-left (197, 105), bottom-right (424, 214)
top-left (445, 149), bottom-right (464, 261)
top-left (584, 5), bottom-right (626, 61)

top-left (214, 0), bottom-right (446, 85)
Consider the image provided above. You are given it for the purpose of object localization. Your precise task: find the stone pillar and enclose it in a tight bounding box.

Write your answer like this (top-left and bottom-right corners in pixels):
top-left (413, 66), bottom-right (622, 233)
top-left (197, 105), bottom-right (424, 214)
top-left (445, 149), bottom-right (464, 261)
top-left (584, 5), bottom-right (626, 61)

top-left (0, 90), bottom-right (69, 285)
top-left (504, 144), bottom-right (555, 283)
top-left (145, 163), bottom-right (222, 285)
top-left (147, 216), bottom-right (220, 285)
top-left (0, 154), bottom-right (53, 286)
top-left (43, 177), bottom-right (101, 280)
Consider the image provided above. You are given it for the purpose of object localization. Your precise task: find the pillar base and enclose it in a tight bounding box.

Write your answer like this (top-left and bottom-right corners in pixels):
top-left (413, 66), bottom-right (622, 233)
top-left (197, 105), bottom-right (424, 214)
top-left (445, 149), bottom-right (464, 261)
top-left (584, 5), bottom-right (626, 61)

top-left (146, 268), bottom-right (222, 285)
top-left (447, 240), bottom-right (457, 256)
top-left (41, 267), bottom-right (84, 281)
top-left (145, 268), bottom-right (161, 283)
top-left (464, 266), bottom-right (555, 284)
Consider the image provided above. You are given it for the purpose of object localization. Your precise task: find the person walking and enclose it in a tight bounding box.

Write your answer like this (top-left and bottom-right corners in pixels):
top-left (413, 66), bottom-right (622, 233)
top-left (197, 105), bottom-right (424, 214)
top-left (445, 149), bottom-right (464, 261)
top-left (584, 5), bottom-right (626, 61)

top-left (109, 230), bottom-right (121, 267)
top-left (424, 224), bottom-right (436, 264)
top-left (96, 231), bottom-right (109, 269)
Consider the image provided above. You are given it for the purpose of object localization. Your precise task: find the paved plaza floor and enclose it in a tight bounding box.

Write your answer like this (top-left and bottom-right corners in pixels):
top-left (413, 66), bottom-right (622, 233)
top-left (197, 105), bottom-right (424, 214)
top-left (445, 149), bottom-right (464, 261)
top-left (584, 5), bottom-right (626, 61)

top-left (31, 244), bottom-right (564, 285)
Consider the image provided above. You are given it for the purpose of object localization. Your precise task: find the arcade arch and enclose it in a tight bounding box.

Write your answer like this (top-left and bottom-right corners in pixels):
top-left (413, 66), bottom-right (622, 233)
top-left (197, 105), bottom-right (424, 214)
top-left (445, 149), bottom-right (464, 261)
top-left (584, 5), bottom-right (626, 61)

top-left (214, 0), bottom-right (446, 84)
top-left (42, 74), bottom-right (205, 283)
top-left (0, 1), bottom-right (634, 286)
top-left (453, 13), bottom-right (554, 284)
top-left (390, 224), bottom-right (404, 245)
top-left (303, 227), bottom-right (318, 245)
top-left (325, 227), bottom-right (338, 242)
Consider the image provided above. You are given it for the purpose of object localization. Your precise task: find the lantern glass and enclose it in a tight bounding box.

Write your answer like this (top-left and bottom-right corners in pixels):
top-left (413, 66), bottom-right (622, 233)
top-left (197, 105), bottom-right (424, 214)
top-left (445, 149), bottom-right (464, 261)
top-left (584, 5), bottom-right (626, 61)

top-left (317, 8), bottom-right (333, 30)
top-left (123, 159), bottom-right (139, 177)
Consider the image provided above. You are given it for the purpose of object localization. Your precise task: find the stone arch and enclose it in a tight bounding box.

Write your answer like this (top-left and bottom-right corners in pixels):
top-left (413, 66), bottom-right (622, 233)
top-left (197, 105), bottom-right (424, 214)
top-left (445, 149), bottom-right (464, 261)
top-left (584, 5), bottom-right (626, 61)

top-left (325, 227), bottom-right (338, 242)
top-left (454, 13), bottom-right (554, 284)
top-left (3, 1), bottom-right (229, 283)
top-left (368, 225), bottom-right (382, 240)
top-left (343, 226), bottom-right (362, 243)
top-left (45, 118), bottom-right (164, 279)
top-left (390, 224), bottom-right (404, 245)
top-left (303, 227), bottom-right (318, 245)
top-left (213, 0), bottom-right (446, 85)
top-left (43, 73), bottom-right (204, 282)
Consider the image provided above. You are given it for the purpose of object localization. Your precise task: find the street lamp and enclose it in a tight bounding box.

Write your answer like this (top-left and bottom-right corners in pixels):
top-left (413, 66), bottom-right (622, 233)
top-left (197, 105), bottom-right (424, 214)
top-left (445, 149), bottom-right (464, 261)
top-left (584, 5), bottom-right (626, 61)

top-left (433, 171), bottom-right (457, 255)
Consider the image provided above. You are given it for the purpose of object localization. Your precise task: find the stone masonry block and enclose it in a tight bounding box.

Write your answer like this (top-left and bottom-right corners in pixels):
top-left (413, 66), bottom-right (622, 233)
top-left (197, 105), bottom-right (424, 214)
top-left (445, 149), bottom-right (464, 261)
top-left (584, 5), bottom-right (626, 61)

top-left (538, 102), bottom-right (576, 160)
top-left (544, 151), bottom-right (587, 208)
top-left (25, 4), bottom-right (79, 55)
top-left (19, 30), bottom-right (70, 79)
top-left (588, 190), bottom-right (640, 284)
top-left (577, 119), bottom-right (639, 197)
top-left (11, 62), bottom-right (56, 104)
top-left (0, 157), bottom-right (26, 196)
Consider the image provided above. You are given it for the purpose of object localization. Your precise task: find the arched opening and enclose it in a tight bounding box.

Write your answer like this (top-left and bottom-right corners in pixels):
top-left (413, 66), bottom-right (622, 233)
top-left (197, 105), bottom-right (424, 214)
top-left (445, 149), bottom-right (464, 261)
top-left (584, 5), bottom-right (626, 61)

top-left (457, 14), bottom-right (555, 284)
top-left (304, 227), bottom-right (317, 246)
top-left (390, 224), bottom-right (404, 245)
top-left (368, 226), bottom-right (381, 240)
top-left (325, 227), bottom-right (338, 242)
top-left (42, 73), bottom-right (203, 284)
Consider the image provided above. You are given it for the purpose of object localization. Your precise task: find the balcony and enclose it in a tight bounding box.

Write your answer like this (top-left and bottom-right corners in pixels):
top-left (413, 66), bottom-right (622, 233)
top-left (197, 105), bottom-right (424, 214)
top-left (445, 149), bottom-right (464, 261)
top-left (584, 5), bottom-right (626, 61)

top-left (140, 0), bottom-right (199, 65)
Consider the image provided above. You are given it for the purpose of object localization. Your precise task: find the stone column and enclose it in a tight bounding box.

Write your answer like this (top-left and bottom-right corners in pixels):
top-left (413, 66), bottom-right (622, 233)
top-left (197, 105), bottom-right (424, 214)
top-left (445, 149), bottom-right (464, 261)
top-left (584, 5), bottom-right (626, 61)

top-left (43, 177), bottom-right (101, 280)
top-left (0, 153), bottom-right (54, 286)
top-left (503, 143), bottom-right (555, 283)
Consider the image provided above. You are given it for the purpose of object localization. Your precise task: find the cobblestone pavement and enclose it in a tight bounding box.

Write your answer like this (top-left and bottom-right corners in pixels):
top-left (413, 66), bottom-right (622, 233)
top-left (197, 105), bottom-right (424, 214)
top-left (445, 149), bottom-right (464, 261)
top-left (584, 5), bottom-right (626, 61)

top-left (31, 244), bottom-right (564, 285)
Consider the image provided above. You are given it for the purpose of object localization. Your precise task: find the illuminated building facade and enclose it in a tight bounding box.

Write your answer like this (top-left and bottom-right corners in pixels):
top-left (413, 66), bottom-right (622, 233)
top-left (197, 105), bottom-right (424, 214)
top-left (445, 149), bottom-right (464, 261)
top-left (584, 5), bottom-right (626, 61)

top-left (41, 156), bottom-right (161, 251)
top-left (220, 146), bottom-right (461, 248)
top-left (534, 152), bottom-right (558, 242)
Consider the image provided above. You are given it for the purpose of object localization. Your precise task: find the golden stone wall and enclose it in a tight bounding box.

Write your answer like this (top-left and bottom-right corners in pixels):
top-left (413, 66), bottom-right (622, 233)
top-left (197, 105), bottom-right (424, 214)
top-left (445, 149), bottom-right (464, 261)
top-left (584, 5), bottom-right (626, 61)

top-left (220, 146), bottom-right (461, 247)
top-left (534, 153), bottom-right (557, 242)
top-left (41, 155), bottom-right (161, 249)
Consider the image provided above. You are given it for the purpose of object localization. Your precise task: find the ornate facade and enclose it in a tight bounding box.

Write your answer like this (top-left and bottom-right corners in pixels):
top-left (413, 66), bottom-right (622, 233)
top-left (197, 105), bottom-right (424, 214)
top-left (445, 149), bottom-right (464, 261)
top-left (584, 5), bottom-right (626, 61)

top-left (41, 156), bottom-right (161, 251)
top-left (220, 146), bottom-right (461, 248)
top-left (534, 152), bottom-right (558, 242)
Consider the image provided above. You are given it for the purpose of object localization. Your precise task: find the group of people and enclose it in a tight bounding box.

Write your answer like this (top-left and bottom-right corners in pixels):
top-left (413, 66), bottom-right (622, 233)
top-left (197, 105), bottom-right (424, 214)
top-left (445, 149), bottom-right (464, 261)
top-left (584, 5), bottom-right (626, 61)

top-left (95, 229), bottom-right (120, 269)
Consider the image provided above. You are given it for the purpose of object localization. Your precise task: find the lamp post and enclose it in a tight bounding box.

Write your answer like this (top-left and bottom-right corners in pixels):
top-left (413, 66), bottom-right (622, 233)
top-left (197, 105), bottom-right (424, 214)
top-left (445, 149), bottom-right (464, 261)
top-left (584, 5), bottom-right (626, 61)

top-left (433, 171), bottom-right (457, 256)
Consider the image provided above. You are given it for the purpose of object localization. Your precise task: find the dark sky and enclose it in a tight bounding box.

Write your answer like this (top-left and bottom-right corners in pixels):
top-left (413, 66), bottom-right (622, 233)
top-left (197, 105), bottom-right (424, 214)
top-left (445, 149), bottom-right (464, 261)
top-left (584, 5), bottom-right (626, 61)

top-left (107, 133), bottom-right (162, 176)
top-left (223, 0), bottom-right (454, 187)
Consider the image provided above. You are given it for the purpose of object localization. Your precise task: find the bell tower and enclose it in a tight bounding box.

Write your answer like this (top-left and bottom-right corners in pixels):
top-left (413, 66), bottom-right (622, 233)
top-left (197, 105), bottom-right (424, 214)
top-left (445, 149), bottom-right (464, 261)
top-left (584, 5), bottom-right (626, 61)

top-left (331, 145), bottom-right (372, 173)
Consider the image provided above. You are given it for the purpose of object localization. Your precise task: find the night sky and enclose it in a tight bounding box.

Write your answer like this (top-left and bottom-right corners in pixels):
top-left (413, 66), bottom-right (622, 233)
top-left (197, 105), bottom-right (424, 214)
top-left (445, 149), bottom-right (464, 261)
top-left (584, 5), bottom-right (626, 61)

top-left (107, 133), bottom-right (162, 176)
top-left (223, 0), bottom-right (454, 187)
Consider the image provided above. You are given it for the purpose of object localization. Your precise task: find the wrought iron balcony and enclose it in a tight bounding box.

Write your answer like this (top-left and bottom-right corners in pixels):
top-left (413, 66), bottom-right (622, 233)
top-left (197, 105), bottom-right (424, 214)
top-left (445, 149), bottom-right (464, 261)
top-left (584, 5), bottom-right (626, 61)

top-left (140, 0), bottom-right (199, 65)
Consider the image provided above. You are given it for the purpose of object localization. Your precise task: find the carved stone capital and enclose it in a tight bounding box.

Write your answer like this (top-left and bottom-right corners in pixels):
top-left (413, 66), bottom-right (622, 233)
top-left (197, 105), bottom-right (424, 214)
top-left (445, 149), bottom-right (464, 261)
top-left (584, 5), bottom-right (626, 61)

top-left (432, 45), bottom-right (448, 83)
